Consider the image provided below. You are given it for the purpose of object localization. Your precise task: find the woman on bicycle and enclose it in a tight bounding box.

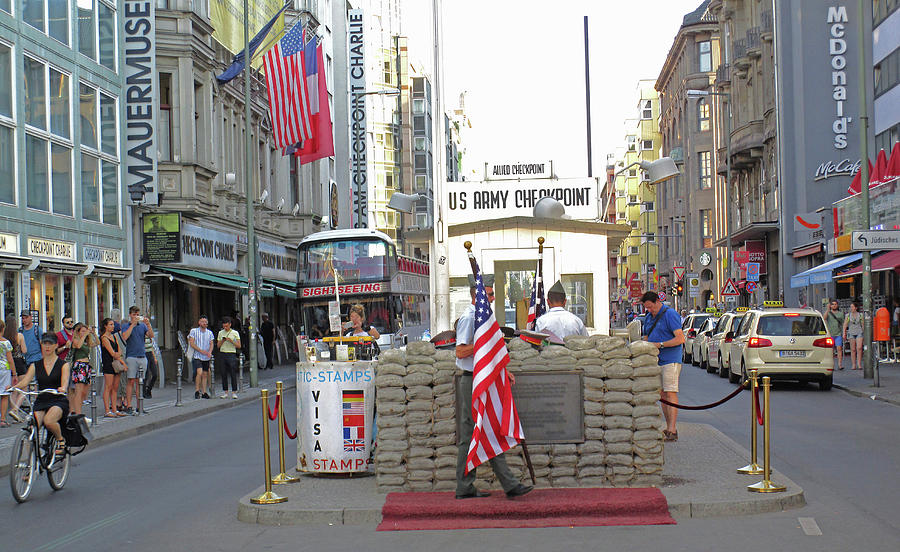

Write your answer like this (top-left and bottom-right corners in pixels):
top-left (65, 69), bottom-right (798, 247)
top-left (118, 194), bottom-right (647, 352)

top-left (68, 323), bottom-right (97, 417)
top-left (99, 318), bottom-right (126, 418)
top-left (12, 332), bottom-right (70, 456)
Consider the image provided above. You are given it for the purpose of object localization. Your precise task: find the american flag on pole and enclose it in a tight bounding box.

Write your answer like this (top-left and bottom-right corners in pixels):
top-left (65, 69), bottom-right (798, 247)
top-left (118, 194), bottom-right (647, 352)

top-left (526, 275), bottom-right (545, 330)
top-left (466, 266), bottom-right (525, 474)
top-left (262, 22), bottom-right (312, 149)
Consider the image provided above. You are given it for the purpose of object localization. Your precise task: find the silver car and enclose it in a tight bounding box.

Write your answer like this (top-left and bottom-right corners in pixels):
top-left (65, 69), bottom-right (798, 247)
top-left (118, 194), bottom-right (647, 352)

top-left (691, 317), bottom-right (719, 370)
top-left (682, 313), bottom-right (711, 364)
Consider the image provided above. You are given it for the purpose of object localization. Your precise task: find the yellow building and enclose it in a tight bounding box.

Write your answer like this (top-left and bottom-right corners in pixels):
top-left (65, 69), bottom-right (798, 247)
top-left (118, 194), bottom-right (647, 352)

top-left (615, 81), bottom-right (662, 296)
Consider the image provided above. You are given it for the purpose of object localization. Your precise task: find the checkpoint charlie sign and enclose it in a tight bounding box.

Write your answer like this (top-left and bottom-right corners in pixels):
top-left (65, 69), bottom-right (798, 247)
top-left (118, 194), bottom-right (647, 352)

top-left (297, 362), bottom-right (375, 473)
top-left (444, 177), bottom-right (598, 224)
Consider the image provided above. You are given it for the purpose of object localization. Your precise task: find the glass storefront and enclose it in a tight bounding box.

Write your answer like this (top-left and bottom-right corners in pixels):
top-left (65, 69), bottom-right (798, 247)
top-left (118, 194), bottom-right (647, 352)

top-left (1, 271), bottom-right (16, 320)
top-left (561, 273), bottom-right (594, 327)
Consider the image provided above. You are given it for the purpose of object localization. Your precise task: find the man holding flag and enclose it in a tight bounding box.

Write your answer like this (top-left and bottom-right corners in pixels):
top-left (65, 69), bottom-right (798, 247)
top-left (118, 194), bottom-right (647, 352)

top-left (454, 271), bottom-right (533, 500)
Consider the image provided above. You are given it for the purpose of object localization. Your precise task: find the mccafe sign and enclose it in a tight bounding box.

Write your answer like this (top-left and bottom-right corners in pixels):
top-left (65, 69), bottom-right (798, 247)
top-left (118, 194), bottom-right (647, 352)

top-left (814, 158), bottom-right (862, 181)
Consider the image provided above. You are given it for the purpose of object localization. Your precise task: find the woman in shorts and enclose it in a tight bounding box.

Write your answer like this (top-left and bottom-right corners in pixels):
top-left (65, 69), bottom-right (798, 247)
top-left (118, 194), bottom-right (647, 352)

top-left (69, 323), bottom-right (98, 417)
top-left (843, 301), bottom-right (865, 371)
top-left (12, 333), bottom-right (70, 456)
top-left (99, 318), bottom-right (126, 418)
top-left (0, 318), bottom-right (16, 427)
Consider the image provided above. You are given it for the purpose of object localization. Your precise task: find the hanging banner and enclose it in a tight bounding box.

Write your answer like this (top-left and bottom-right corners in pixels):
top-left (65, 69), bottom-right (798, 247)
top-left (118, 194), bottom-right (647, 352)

top-left (348, 9), bottom-right (368, 228)
top-left (123, 0), bottom-right (158, 206)
top-left (210, 0), bottom-right (284, 57)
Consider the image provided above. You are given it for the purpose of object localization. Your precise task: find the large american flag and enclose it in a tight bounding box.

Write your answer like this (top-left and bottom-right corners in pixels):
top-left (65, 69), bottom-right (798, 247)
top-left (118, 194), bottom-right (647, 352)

top-left (526, 274), bottom-right (545, 330)
top-left (262, 22), bottom-right (312, 149)
top-left (466, 266), bottom-right (525, 474)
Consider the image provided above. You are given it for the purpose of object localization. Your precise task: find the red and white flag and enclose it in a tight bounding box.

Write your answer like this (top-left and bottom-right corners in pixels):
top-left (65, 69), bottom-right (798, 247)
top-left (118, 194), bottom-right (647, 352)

top-left (262, 22), bottom-right (312, 149)
top-left (466, 267), bottom-right (524, 474)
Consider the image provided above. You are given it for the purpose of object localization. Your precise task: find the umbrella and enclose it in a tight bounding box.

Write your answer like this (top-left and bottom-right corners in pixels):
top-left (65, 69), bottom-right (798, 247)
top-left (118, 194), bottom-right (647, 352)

top-left (847, 158), bottom-right (874, 195)
top-left (884, 141), bottom-right (900, 184)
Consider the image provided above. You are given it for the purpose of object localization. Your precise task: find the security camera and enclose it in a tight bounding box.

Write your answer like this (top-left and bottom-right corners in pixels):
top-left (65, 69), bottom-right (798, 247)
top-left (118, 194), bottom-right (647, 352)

top-left (168, 274), bottom-right (174, 282)
top-left (291, 203), bottom-right (300, 216)
top-left (275, 197), bottom-right (285, 211)
top-left (258, 189), bottom-right (269, 203)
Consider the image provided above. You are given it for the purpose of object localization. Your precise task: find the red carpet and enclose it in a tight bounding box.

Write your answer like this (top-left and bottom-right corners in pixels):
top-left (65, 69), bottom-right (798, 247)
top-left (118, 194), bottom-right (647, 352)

top-left (377, 487), bottom-right (676, 531)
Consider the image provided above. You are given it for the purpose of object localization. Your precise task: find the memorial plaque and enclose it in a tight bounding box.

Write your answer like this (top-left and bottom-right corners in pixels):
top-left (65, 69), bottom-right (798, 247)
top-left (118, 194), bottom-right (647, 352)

top-left (456, 370), bottom-right (584, 445)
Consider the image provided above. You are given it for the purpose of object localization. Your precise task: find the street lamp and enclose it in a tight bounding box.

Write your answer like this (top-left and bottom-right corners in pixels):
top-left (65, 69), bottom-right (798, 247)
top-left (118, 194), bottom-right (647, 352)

top-left (613, 157), bottom-right (681, 294)
top-left (686, 87), bottom-right (733, 300)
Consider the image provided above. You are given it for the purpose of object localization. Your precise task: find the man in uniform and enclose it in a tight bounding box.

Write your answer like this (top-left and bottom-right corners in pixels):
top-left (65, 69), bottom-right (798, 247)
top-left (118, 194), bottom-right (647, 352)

top-left (536, 281), bottom-right (589, 338)
top-left (455, 273), bottom-right (533, 500)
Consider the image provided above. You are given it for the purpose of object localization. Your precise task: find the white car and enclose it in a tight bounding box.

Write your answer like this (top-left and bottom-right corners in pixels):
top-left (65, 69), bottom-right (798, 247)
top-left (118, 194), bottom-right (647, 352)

top-left (682, 313), bottom-right (712, 364)
top-left (691, 317), bottom-right (719, 370)
top-left (707, 312), bottom-right (746, 378)
top-left (727, 304), bottom-right (834, 390)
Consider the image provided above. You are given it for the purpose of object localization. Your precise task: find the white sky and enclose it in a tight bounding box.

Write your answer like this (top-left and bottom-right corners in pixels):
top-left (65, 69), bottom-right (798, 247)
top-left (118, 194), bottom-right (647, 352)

top-left (402, 0), bottom-right (705, 179)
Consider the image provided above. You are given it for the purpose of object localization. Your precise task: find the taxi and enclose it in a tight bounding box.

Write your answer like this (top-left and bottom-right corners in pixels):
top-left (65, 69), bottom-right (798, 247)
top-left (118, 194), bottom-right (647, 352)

top-left (691, 308), bottom-right (720, 370)
top-left (682, 312), bottom-right (712, 364)
top-left (725, 301), bottom-right (834, 390)
top-left (706, 309), bottom-right (747, 377)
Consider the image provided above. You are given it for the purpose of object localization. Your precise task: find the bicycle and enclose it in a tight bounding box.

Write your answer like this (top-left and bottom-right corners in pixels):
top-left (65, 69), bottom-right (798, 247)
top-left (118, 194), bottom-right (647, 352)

top-left (9, 389), bottom-right (88, 503)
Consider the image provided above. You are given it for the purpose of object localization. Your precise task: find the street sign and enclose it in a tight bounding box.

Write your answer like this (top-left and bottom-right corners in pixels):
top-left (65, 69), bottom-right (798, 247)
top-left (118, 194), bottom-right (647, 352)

top-left (672, 266), bottom-right (685, 280)
top-left (687, 273), bottom-right (700, 298)
top-left (745, 281), bottom-right (758, 293)
top-left (721, 278), bottom-right (739, 296)
top-left (658, 291), bottom-right (666, 301)
top-left (747, 262), bottom-right (760, 282)
top-left (851, 230), bottom-right (900, 251)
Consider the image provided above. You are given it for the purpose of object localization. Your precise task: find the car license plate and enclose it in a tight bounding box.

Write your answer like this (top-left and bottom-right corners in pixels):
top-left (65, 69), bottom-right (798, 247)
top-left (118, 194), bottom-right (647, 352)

top-left (779, 350), bottom-right (806, 358)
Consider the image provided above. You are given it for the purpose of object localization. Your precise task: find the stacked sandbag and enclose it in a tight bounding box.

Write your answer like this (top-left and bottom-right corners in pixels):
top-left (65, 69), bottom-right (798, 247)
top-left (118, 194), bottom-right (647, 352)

top-left (373, 332), bottom-right (666, 492)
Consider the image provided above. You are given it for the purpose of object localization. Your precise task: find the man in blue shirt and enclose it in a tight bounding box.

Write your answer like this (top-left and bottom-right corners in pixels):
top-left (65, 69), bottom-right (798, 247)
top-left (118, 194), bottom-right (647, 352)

top-left (640, 292), bottom-right (685, 441)
top-left (121, 305), bottom-right (154, 414)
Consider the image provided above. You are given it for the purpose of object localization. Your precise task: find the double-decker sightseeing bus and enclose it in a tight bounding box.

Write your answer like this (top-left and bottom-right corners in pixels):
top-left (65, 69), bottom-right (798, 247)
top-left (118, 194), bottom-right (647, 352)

top-left (296, 229), bottom-right (430, 346)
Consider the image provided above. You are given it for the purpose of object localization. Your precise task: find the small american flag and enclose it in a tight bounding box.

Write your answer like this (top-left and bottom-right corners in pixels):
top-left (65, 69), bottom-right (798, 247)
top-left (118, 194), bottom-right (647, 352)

top-left (262, 22), bottom-right (312, 149)
top-left (466, 265), bottom-right (524, 474)
top-left (526, 275), bottom-right (545, 330)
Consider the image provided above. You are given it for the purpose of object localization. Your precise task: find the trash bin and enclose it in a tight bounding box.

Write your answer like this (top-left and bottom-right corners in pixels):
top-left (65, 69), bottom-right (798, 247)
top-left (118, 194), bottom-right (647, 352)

top-left (296, 361), bottom-right (375, 474)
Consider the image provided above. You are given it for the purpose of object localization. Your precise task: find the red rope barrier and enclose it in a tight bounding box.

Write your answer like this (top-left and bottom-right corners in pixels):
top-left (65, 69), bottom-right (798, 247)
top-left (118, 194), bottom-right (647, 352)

top-left (754, 384), bottom-right (764, 426)
top-left (268, 394), bottom-right (280, 421)
top-left (283, 417), bottom-right (297, 440)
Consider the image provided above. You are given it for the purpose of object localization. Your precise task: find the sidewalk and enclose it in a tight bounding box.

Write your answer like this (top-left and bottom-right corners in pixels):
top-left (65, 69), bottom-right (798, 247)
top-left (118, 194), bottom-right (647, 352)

top-left (0, 361), bottom-right (299, 476)
top-left (237, 422), bottom-right (806, 525)
top-left (833, 358), bottom-right (900, 406)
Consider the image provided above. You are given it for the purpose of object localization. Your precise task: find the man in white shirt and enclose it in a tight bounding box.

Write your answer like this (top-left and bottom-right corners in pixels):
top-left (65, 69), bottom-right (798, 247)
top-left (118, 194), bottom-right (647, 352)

top-left (455, 273), bottom-right (533, 500)
top-left (189, 315), bottom-right (215, 399)
top-left (536, 281), bottom-right (589, 339)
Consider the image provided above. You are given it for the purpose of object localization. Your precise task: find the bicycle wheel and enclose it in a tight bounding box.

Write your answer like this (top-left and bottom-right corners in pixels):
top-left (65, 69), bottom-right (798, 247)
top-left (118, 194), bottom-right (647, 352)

top-left (9, 432), bottom-right (36, 503)
top-left (47, 448), bottom-right (70, 491)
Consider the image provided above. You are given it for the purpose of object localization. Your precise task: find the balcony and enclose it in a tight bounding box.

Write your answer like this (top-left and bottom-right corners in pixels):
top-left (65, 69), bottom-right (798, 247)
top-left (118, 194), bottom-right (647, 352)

top-left (761, 10), bottom-right (774, 41)
top-left (715, 64), bottom-right (731, 89)
top-left (746, 27), bottom-right (761, 58)
top-left (732, 38), bottom-right (750, 71)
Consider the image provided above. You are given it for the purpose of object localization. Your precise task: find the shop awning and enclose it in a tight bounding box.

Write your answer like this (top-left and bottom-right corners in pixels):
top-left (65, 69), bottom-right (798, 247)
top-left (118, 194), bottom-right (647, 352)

top-left (152, 266), bottom-right (249, 290)
top-left (835, 250), bottom-right (900, 277)
top-left (0, 253), bottom-right (32, 270)
top-left (712, 222), bottom-right (779, 248)
top-left (792, 243), bottom-right (824, 258)
top-left (790, 253), bottom-right (863, 288)
top-left (263, 278), bottom-right (297, 299)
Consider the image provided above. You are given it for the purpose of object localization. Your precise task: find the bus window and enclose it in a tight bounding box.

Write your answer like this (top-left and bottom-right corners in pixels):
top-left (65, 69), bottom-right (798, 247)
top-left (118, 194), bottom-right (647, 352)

top-left (299, 238), bottom-right (392, 286)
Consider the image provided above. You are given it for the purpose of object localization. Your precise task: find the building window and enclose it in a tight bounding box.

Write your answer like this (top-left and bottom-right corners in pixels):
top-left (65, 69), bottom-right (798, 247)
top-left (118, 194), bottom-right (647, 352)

top-left (626, 135), bottom-right (636, 152)
top-left (0, 43), bottom-right (13, 204)
top-left (641, 100), bottom-right (652, 119)
top-left (643, 201), bottom-right (655, 211)
top-left (24, 0), bottom-right (69, 45)
top-left (700, 209), bottom-right (713, 248)
top-left (641, 139), bottom-right (653, 150)
top-left (98, 0), bottom-right (116, 70)
top-left (874, 47), bottom-right (899, 98)
top-left (698, 99), bottom-right (710, 131)
top-left (0, 0), bottom-right (9, 14)
top-left (699, 151), bottom-right (712, 189)
top-left (79, 82), bottom-right (119, 225)
top-left (79, 83), bottom-right (97, 148)
top-left (413, 98), bottom-right (425, 114)
top-left (699, 40), bottom-right (712, 72)
top-left (414, 136), bottom-right (425, 151)
top-left (77, 0), bottom-right (95, 59)
top-left (159, 73), bottom-right (172, 161)
top-left (415, 174), bottom-right (427, 192)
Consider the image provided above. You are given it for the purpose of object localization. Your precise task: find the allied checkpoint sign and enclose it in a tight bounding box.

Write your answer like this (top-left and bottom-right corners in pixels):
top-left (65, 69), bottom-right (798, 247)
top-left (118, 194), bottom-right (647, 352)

top-left (297, 362), bottom-right (375, 473)
top-left (443, 178), bottom-right (599, 224)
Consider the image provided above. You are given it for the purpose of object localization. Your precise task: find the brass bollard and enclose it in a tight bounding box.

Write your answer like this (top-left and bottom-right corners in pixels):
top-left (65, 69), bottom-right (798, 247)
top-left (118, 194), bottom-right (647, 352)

top-left (250, 389), bottom-right (288, 504)
top-left (272, 381), bottom-right (299, 484)
top-left (748, 376), bottom-right (786, 493)
top-left (737, 369), bottom-right (763, 475)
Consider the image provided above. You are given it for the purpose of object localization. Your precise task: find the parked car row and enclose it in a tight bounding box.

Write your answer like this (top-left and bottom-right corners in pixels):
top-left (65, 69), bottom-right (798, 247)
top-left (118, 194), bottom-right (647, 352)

top-left (683, 302), bottom-right (834, 391)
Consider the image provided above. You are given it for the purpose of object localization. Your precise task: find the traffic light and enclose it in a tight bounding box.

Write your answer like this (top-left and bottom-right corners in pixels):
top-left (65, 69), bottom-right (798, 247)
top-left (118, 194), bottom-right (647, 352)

top-left (675, 281), bottom-right (684, 297)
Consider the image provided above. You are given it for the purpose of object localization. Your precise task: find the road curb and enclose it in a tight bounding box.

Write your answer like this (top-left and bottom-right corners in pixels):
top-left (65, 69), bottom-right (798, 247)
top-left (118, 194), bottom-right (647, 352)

top-left (0, 378), bottom-right (297, 477)
top-left (833, 383), bottom-right (900, 407)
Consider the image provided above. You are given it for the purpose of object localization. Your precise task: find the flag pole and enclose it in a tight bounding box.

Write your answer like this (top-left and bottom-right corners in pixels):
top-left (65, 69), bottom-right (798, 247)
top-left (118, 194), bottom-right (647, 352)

top-left (244, 0), bottom-right (259, 387)
top-left (463, 240), bottom-right (535, 486)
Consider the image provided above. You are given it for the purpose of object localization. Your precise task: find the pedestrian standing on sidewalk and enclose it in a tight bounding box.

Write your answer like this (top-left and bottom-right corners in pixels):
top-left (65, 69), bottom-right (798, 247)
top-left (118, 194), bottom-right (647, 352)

top-left (121, 306), bottom-right (153, 414)
top-left (99, 318), bottom-right (126, 418)
top-left (189, 315), bottom-right (214, 399)
top-left (143, 335), bottom-right (159, 398)
top-left (217, 317), bottom-right (241, 399)
top-left (260, 313), bottom-right (275, 370)
top-left (68, 323), bottom-right (97, 418)
top-left (825, 300), bottom-right (846, 370)
top-left (844, 301), bottom-right (864, 371)
top-left (0, 318), bottom-right (16, 428)
top-left (55, 315), bottom-right (75, 363)
top-left (640, 291), bottom-right (685, 442)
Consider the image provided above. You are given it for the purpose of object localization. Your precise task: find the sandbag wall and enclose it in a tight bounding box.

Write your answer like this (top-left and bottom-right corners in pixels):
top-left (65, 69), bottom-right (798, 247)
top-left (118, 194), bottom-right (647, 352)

top-left (374, 336), bottom-right (665, 493)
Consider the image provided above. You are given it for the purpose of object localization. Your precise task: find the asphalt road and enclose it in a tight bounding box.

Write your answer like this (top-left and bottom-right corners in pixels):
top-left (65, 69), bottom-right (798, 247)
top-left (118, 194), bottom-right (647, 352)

top-left (1, 364), bottom-right (898, 552)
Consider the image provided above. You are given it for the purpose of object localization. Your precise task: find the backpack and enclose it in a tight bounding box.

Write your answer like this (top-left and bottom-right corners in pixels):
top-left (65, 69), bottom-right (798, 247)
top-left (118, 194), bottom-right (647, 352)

top-left (61, 413), bottom-right (92, 450)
